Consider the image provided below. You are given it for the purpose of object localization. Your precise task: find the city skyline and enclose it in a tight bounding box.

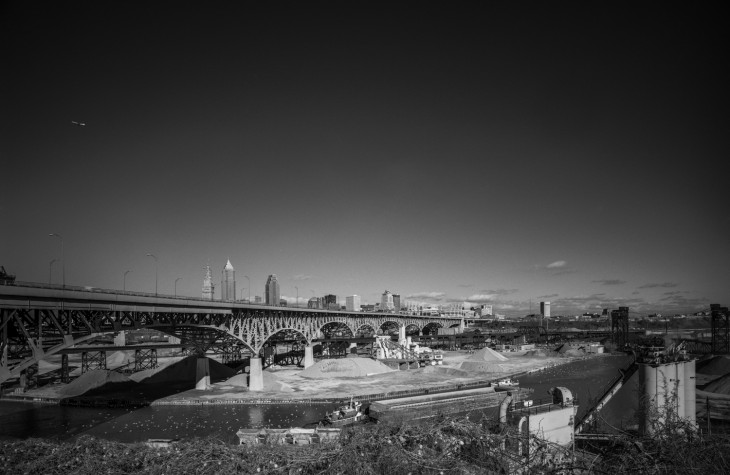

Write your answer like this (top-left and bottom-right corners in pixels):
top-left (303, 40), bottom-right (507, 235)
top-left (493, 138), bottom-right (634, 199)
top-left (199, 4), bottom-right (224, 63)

top-left (2, 3), bottom-right (727, 318)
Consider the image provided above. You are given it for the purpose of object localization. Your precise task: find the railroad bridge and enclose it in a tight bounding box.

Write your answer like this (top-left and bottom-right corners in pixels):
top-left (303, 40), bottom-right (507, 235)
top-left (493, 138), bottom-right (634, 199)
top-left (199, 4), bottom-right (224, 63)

top-left (0, 283), bottom-right (463, 389)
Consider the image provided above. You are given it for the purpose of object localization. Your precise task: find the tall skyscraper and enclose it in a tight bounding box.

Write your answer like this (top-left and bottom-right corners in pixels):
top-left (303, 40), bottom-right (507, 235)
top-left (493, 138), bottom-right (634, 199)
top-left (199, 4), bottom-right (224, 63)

top-left (265, 274), bottom-right (280, 306)
top-left (346, 295), bottom-right (361, 312)
top-left (393, 294), bottom-right (401, 313)
top-left (202, 264), bottom-right (215, 300)
top-left (323, 294), bottom-right (338, 310)
top-left (381, 290), bottom-right (394, 312)
top-left (221, 259), bottom-right (236, 301)
top-left (540, 301), bottom-right (551, 318)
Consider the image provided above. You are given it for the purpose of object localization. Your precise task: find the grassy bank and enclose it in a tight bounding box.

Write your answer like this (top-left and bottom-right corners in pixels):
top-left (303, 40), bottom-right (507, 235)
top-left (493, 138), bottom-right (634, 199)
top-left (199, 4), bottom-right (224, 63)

top-left (2, 415), bottom-right (729, 474)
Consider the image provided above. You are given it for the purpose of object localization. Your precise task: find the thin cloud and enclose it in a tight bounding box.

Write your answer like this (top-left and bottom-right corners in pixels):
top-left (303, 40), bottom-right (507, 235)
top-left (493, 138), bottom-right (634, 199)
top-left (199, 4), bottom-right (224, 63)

top-left (406, 292), bottom-right (446, 301)
top-left (466, 294), bottom-right (498, 303)
top-left (537, 294), bottom-right (559, 299)
top-left (547, 260), bottom-right (567, 268)
top-left (479, 288), bottom-right (518, 295)
top-left (592, 279), bottom-right (626, 286)
top-left (291, 274), bottom-right (315, 281)
top-left (457, 283), bottom-right (474, 288)
top-left (638, 282), bottom-right (678, 289)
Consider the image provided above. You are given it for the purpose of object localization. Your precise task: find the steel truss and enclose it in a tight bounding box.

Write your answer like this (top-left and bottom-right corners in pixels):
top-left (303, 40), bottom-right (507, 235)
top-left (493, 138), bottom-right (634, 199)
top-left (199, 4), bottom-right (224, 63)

top-left (1, 297), bottom-right (462, 383)
top-left (81, 351), bottom-right (107, 372)
top-left (134, 349), bottom-right (158, 371)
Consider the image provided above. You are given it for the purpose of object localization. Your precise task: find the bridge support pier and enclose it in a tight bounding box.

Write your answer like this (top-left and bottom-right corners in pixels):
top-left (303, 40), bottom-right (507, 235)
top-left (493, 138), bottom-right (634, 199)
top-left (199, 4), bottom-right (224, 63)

top-left (195, 357), bottom-right (210, 390)
top-left (398, 325), bottom-right (407, 346)
top-left (249, 357), bottom-right (264, 391)
top-left (303, 345), bottom-right (314, 369)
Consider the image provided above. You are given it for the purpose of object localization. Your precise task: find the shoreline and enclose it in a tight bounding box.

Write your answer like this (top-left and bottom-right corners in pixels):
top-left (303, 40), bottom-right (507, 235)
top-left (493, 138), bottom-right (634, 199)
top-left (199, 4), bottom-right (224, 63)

top-left (2, 351), bottom-right (613, 407)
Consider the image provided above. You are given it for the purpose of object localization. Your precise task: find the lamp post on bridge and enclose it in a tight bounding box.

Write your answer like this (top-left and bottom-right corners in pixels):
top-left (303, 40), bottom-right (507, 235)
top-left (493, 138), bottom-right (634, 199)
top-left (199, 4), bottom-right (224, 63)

top-left (49, 259), bottom-right (58, 285)
top-left (244, 275), bottom-right (250, 303)
top-left (49, 233), bottom-right (65, 289)
top-left (174, 277), bottom-right (182, 297)
top-left (146, 253), bottom-right (158, 296)
top-left (123, 270), bottom-right (131, 291)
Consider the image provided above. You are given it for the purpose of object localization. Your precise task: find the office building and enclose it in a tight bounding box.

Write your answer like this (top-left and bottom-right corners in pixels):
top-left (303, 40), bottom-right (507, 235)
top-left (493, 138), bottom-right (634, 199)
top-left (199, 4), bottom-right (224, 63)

top-left (202, 264), bottom-right (215, 300)
top-left (346, 295), bottom-right (361, 312)
top-left (381, 290), bottom-right (395, 312)
top-left (308, 297), bottom-right (322, 309)
top-left (221, 259), bottom-right (236, 301)
top-left (540, 301), bottom-right (551, 318)
top-left (323, 294), bottom-right (338, 310)
top-left (393, 294), bottom-right (401, 313)
top-left (265, 274), bottom-right (280, 306)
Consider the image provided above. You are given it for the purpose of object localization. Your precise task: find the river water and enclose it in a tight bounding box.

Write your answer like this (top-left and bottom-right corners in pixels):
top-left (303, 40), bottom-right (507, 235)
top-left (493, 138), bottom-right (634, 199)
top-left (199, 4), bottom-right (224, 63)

top-left (0, 355), bottom-right (635, 443)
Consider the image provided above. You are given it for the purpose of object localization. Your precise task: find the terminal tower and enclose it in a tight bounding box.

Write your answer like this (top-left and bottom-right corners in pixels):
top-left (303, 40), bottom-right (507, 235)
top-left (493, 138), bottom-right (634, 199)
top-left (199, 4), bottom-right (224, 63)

top-left (202, 264), bottom-right (215, 300)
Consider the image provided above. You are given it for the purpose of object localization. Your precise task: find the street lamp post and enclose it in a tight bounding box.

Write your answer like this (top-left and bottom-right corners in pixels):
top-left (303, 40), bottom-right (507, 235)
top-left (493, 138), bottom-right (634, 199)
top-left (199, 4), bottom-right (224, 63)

top-left (49, 259), bottom-right (58, 285)
top-left (123, 270), bottom-right (131, 291)
top-left (175, 277), bottom-right (182, 297)
top-left (244, 275), bottom-right (250, 303)
top-left (146, 253), bottom-right (158, 296)
top-left (49, 233), bottom-right (64, 288)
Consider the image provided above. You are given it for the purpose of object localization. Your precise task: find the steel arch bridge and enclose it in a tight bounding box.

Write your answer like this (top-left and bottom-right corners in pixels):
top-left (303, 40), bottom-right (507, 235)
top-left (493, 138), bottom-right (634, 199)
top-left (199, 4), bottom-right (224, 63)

top-left (0, 283), bottom-right (463, 383)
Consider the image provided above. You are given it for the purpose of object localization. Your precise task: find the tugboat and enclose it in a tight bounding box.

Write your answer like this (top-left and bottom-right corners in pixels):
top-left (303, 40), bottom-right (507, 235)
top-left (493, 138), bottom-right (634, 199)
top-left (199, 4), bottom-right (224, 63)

top-left (322, 398), bottom-right (366, 427)
top-left (495, 378), bottom-right (519, 389)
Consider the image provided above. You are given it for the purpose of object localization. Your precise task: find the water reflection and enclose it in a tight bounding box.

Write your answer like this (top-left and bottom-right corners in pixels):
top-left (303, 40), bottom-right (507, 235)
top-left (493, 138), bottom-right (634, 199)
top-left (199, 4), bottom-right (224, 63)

top-left (1, 357), bottom-right (635, 442)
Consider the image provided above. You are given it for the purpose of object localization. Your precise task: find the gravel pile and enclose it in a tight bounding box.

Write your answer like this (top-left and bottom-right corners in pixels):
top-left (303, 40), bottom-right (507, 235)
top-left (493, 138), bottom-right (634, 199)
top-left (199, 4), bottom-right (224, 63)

top-left (697, 356), bottom-right (730, 376)
top-left (59, 369), bottom-right (133, 397)
top-left (300, 357), bottom-right (395, 379)
top-left (467, 347), bottom-right (509, 362)
top-left (703, 373), bottom-right (730, 395)
top-left (130, 356), bottom-right (236, 384)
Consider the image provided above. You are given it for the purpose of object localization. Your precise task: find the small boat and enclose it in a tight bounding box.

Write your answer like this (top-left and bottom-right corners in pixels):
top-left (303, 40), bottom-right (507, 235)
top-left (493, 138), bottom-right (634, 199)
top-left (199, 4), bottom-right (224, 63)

top-left (495, 378), bottom-right (519, 388)
top-left (322, 399), bottom-right (367, 426)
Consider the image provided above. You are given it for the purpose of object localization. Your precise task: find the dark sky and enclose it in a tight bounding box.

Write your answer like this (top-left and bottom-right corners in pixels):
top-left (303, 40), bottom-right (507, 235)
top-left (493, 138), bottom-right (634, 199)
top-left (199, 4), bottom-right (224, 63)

top-left (2, 2), bottom-right (728, 316)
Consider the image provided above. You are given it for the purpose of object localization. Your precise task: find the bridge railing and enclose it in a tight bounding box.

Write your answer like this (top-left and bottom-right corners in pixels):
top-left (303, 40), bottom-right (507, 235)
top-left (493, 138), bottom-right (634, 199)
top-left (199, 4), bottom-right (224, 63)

top-left (2, 281), bottom-right (465, 318)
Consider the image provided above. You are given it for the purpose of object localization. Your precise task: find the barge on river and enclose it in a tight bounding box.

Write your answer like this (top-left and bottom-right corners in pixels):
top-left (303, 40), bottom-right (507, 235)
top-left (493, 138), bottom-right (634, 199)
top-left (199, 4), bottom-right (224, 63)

top-left (368, 386), bottom-right (532, 422)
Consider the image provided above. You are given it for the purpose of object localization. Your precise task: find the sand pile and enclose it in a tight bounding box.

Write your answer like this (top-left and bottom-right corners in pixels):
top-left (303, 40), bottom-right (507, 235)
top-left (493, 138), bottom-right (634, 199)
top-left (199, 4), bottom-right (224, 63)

top-left (129, 356), bottom-right (186, 382)
top-left (458, 361), bottom-right (508, 373)
top-left (59, 370), bottom-right (133, 397)
top-left (220, 371), bottom-right (294, 392)
top-left (300, 357), bottom-right (395, 379)
top-left (702, 373), bottom-right (730, 395)
top-left (697, 356), bottom-right (730, 375)
top-left (131, 356), bottom-right (236, 384)
top-left (467, 347), bottom-right (509, 362)
top-left (106, 351), bottom-right (129, 368)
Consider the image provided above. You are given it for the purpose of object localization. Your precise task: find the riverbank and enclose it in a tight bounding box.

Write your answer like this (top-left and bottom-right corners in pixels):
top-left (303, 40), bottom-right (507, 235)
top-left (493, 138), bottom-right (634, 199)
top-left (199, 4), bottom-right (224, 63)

top-left (4, 349), bottom-right (610, 406)
top-left (152, 350), bottom-right (607, 405)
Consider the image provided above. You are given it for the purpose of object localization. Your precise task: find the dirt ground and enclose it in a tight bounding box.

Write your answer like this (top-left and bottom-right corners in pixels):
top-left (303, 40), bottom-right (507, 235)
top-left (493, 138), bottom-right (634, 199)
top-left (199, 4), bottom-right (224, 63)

top-left (17, 349), bottom-right (597, 403)
top-left (161, 350), bottom-right (594, 403)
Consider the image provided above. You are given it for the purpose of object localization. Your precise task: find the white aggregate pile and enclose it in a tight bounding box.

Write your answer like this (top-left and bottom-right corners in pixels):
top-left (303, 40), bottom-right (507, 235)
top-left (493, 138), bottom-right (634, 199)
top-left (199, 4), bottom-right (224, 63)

top-left (300, 357), bottom-right (395, 379)
top-left (458, 347), bottom-right (509, 372)
top-left (59, 370), bottom-right (133, 397)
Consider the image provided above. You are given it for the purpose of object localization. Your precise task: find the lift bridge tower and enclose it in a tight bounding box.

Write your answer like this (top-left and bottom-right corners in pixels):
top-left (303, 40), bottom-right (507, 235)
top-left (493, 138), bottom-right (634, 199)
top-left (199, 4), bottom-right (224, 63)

top-left (611, 306), bottom-right (630, 348)
top-left (711, 304), bottom-right (730, 354)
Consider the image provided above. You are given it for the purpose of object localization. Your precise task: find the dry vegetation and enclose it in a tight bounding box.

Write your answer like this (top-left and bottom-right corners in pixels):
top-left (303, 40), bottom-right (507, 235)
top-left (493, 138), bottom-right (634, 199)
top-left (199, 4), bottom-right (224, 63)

top-left (2, 412), bottom-right (729, 475)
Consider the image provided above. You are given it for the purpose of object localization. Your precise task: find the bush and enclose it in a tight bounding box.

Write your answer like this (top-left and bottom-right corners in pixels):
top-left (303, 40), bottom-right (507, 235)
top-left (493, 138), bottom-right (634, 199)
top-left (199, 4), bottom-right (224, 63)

top-left (2, 414), bottom-right (729, 474)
